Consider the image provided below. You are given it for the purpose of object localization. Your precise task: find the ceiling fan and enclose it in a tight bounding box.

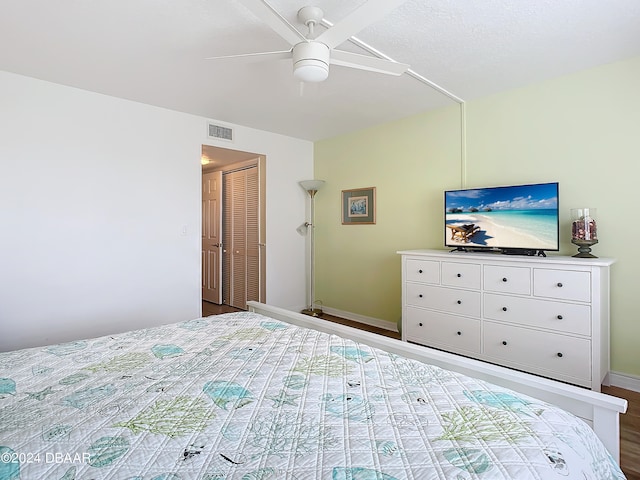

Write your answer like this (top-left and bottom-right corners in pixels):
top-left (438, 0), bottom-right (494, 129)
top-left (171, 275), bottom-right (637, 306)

top-left (208, 0), bottom-right (410, 83)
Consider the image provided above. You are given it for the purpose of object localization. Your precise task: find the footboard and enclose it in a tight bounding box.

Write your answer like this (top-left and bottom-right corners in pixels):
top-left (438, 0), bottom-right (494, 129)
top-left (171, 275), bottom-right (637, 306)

top-left (247, 301), bottom-right (627, 461)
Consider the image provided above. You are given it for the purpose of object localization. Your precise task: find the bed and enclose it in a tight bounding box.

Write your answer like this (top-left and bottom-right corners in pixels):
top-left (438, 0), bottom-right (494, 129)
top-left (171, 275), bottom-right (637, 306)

top-left (0, 302), bottom-right (627, 479)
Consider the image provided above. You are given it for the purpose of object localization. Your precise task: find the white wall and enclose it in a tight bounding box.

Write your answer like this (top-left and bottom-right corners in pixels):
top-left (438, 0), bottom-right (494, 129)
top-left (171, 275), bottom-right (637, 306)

top-left (0, 71), bottom-right (313, 352)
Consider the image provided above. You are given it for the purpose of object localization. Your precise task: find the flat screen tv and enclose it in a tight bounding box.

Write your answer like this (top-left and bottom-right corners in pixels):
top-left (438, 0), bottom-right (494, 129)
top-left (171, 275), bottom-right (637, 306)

top-left (444, 182), bottom-right (559, 255)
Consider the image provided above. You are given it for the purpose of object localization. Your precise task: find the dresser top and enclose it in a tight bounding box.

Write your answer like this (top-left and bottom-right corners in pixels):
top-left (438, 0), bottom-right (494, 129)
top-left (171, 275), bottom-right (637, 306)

top-left (397, 249), bottom-right (616, 267)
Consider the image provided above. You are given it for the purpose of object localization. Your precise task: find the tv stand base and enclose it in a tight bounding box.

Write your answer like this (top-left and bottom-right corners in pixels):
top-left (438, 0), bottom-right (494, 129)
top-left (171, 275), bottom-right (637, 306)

top-left (500, 248), bottom-right (546, 257)
top-left (449, 247), bottom-right (546, 257)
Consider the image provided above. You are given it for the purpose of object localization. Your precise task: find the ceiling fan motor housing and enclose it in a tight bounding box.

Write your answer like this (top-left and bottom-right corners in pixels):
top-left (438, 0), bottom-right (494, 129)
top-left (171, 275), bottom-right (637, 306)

top-left (292, 42), bottom-right (330, 82)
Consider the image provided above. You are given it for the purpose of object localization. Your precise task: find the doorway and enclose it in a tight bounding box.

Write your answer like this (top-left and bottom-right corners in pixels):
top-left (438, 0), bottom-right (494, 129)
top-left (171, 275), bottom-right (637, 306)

top-left (201, 145), bottom-right (266, 310)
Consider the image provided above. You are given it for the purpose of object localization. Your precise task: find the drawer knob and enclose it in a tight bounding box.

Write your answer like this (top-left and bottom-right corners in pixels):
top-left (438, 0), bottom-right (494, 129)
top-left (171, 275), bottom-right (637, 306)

top-left (502, 277), bottom-right (508, 282)
top-left (556, 314), bottom-right (563, 320)
top-left (502, 341), bottom-right (508, 346)
top-left (418, 269), bottom-right (423, 274)
top-left (557, 352), bottom-right (563, 358)
top-left (456, 300), bottom-right (462, 305)
top-left (557, 282), bottom-right (563, 288)
top-left (502, 307), bottom-right (508, 312)
top-left (419, 322), bottom-right (423, 327)
top-left (457, 331), bottom-right (462, 336)
top-left (457, 273), bottom-right (462, 278)
top-left (418, 294), bottom-right (423, 298)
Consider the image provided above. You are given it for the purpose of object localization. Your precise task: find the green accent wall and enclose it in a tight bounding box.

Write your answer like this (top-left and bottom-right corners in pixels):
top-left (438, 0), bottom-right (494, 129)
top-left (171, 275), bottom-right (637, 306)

top-left (314, 105), bottom-right (461, 327)
top-left (314, 55), bottom-right (640, 377)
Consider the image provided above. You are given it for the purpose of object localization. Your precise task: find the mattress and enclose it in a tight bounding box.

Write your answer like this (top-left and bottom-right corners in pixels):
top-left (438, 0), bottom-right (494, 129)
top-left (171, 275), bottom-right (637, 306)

top-left (0, 311), bottom-right (625, 479)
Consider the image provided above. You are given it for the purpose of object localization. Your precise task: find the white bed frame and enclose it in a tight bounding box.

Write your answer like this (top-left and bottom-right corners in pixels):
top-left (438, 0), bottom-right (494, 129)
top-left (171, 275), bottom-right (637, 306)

top-left (247, 301), bottom-right (628, 462)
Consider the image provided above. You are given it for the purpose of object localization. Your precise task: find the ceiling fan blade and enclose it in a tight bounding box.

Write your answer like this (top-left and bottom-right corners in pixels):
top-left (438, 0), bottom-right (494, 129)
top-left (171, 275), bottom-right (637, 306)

top-left (206, 50), bottom-right (292, 63)
top-left (330, 50), bottom-right (409, 76)
top-left (236, 0), bottom-right (306, 46)
top-left (315, 0), bottom-right (409, 49)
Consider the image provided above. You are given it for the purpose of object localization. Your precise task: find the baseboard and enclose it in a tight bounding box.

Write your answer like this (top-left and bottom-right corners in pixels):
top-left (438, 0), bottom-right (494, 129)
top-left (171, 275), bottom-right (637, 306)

top-left (608, 371), bottom-right (640, 393)
top-left (319, 306), bottom-right (399, 333)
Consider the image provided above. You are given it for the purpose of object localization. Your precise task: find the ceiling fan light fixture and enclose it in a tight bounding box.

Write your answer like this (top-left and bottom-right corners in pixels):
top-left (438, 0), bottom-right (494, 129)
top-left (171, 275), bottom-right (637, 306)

top-left (292, 41), bottom-right (330, 82)
top-left (294, 60), bottom-right (329, 82)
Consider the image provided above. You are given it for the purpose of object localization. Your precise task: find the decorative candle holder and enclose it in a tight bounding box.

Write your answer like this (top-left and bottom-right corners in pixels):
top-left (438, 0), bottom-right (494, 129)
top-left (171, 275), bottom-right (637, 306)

top-left (571, 208), bottom-right (598, 258)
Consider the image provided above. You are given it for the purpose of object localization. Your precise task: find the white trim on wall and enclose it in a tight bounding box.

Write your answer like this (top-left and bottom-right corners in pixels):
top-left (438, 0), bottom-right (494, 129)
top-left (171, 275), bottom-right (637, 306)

top-left (609, 371), bottom-right (640, 393)
top-left (321, 306), bottom-right (399, 333)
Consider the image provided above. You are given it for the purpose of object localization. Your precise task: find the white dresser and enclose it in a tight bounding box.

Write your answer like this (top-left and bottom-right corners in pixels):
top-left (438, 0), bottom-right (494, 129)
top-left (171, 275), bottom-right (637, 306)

top-left (398, 249), bottom-right (615, 391)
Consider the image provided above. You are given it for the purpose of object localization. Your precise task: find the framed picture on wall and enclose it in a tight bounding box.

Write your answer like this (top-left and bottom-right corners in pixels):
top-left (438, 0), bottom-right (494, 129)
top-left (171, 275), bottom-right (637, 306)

top-left (341, 187), bottom-right (376, 225)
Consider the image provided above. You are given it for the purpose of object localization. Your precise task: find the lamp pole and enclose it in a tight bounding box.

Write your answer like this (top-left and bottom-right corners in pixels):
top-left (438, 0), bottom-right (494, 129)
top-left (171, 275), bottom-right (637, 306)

top-left (299, 180), bottom-right (325, 317)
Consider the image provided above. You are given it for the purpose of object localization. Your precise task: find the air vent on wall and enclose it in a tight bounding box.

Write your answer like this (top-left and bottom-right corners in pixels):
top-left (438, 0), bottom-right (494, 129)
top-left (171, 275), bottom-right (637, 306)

top-left (208, 122), bottom-right (234, 142)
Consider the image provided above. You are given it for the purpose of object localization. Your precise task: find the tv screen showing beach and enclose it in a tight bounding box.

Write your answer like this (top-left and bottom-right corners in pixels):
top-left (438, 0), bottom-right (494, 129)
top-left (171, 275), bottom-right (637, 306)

top-left (445, 182), bottom-right (559, 251)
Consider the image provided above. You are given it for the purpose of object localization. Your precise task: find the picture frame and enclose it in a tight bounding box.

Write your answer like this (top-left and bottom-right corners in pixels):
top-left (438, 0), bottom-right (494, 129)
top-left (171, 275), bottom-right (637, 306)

top-left (341, 187), bottom-right (376, 225)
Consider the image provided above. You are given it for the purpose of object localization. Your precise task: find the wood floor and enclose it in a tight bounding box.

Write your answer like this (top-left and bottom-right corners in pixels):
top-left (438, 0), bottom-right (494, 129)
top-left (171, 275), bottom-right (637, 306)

top-left (203, 301), bottom-right (639, 479)
top-left (202, 301), bottom-right (243, 317)
top-left (602, 385), bottom-right (640, 480)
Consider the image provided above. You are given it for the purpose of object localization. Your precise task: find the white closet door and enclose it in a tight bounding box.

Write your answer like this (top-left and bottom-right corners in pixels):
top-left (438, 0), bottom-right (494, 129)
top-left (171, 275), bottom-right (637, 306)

top-left (245, 167), bottom-right (260, 305)
top-left (223, 167), bottom-right (260, 309)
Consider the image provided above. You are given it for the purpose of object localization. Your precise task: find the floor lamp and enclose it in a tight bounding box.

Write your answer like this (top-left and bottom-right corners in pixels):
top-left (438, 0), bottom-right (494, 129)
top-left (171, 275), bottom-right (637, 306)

top-left (299, 179), bottom-right (325, 317)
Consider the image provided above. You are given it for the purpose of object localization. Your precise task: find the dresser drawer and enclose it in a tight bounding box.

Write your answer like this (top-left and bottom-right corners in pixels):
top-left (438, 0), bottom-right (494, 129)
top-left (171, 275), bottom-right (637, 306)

top-left (406, 283), bottom-right (481, 317)
top-left (484, 265), bottom-right (531, 295)
top-left (483, 293), bottom-right (591, 336)
top-left (442, 262), bottom-right (481, 289)
top-left (533, 269), bottom-right (591, 302)
top-left (405, 307), bottom-right (481, 354)
top-left (405, 259), bottom-right (440, 284)
top-left (483, 321), bottom-right (591, 382)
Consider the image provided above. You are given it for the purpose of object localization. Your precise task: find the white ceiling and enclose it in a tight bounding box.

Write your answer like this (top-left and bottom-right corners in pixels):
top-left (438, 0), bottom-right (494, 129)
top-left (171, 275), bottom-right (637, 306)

top-left (2, 0), bottom-right (639, 141)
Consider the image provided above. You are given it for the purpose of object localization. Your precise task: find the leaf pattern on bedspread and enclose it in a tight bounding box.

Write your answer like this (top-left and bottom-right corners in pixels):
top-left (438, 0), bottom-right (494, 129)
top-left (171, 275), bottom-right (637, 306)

top-left (247, 412), bottom-right (337, 458)
top-left (292, 355), bottom-right (351, 377)
top-left (384, 357), bottom-right (453, 386)
top-left (114, 396), bottom-right (215, 438)
top-left (438, 405), bottom-right (533, 443)
top-left (218, 327), bottom-right (269, 342)
top-left (84, 352), bottom-right (152, 372)
top-left (58, 372), bottom-right (90, 385)
top-left (0, 401), bottom-right (46, 432)
top-left (86, 436), bottom-right (130, 468)
top-left (60, 384), bottom-right (117, 409)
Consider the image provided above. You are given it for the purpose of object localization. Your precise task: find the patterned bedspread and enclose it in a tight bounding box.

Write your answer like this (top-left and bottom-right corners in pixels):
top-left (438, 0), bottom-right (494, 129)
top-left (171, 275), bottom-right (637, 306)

top-left (0, 311), bottom-right (625, 479)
